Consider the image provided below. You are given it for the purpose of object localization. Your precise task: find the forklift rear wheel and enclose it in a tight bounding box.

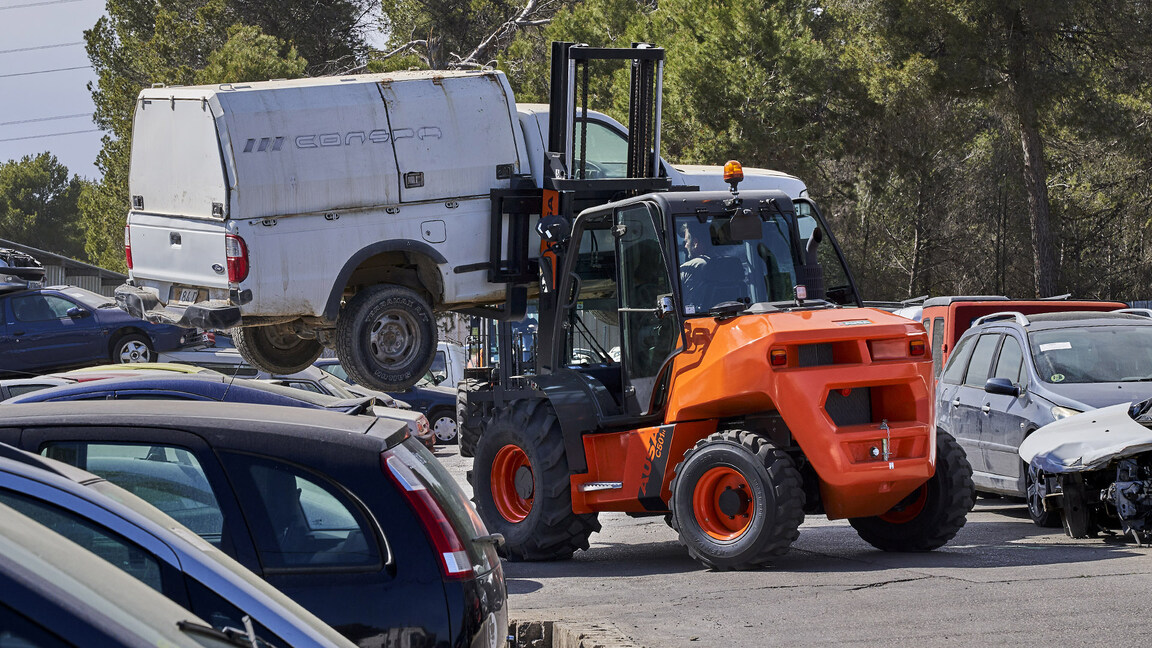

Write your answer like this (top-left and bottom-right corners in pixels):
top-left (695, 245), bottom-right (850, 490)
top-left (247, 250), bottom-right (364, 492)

top-left (336, 285), bottom-right (436, 391)
top-left (849, 430), bottom-right (975, 551)
top-left (234, 324), bottom-right (323, 374)
top-left (457, 379), bottom-right (487, 458)
top-left (670, 430), bottom-right (804, 570)
top-left (473, 399), bottom-right (601, 561)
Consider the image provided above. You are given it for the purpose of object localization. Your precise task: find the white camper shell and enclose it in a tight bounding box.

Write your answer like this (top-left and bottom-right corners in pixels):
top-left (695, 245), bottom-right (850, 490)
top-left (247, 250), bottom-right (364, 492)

top-left (117, 69), bottom-right (807, 390)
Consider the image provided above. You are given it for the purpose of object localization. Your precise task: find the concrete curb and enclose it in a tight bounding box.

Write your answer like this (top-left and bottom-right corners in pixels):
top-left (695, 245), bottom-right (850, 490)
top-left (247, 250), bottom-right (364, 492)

top-left (510, 620), bottom-right (644, 648)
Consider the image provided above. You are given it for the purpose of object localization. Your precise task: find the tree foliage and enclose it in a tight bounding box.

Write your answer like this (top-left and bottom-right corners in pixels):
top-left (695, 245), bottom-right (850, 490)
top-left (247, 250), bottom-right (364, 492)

top-left (0, 154), bottom-right (87, 259)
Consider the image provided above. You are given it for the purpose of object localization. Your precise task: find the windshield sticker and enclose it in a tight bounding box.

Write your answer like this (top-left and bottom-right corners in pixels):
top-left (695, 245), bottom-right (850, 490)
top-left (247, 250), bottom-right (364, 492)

top-left (685, 305), bottom-right (697, 314)
top-left (835, 319), bottom-right (872, 326)
top-left (1039, 342), bottom-right (1072, 352)
top-left (1051, 373), bottom-right (1066, 383)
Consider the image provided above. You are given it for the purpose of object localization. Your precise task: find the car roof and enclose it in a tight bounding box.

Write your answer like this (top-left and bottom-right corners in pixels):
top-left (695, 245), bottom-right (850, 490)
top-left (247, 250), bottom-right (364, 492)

top-left (0, 449), bottom-right (356, 648)
top-left (0, 502), bottom-right (231, 648)
top-left (966, 310), bottom-right (1152, 334)
top-left (0, 399), bottom-right (405, 450)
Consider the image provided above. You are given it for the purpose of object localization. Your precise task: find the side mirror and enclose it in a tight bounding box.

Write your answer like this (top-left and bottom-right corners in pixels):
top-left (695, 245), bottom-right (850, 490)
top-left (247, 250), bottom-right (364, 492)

top-left (985, 377), bottom-right (1020, 397)
top-left (66, 307), bottom-right (90, 319)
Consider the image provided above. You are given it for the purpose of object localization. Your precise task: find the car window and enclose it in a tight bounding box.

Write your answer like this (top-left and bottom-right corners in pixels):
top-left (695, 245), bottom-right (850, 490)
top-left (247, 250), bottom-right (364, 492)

top-left (993, 336), bottom-right (1026, 386)
top-left (226, 455), bottom-right (380, 570)
top-left (931, 317), bottom-right (945, 377)
top-left (962, 333), bottom-right (1001, 387)
top-left (1030, 324), bottom-right (1152, 383)
top-left (281, 380), bottom-right (323, 394)
top-left (940, 334), bottom-right (975, 385)
top-left (0, 489), bottom-right (163, 591)
top-left (42, 442), bottom-right (225, 547)
top-left (11, 294), bottom-right (76, 322)
top-left (184, 578), bottom-right (287, 648)
top-left (0, 602), bottom-right (71, 648)
top-left (5, 383), bottom-right (58, 398)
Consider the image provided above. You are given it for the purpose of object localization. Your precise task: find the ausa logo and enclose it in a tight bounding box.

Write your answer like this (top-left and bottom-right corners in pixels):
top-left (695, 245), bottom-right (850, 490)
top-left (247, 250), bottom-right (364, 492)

top-left (241, 127), bottom-right (444, 153)
top-left (637, 425), bottom-right (673, 509)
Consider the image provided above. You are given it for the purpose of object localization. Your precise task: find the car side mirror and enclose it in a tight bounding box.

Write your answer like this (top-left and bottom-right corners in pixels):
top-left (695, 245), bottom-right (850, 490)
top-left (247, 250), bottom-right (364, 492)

top-left (66, 307), bottom-right (90, 319)
top-left (985, 377), bottom-right (1020, 397)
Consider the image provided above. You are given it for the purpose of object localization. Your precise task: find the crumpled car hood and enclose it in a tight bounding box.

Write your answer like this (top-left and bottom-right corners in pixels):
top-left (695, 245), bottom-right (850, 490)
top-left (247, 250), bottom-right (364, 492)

top-left (1019, 402), bottom-right (1152, 473)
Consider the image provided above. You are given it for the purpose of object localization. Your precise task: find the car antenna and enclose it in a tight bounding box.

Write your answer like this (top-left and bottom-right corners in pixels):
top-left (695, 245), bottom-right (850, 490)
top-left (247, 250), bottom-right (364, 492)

top-left (220, 358), bottom-right (243, 402)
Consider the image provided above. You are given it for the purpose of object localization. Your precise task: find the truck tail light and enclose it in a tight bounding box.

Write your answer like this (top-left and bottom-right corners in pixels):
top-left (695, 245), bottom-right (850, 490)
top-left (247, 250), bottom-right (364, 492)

top-left (382, 451), bottom-right (472, 580)
top-left (225, 234), bottom-right (248, 282)
top-left (124, 226), bottom-right (133, 270)
top-left (769, 348), bottom-right (788, 367)
top-left (910, 339), bottom-right (926, 356)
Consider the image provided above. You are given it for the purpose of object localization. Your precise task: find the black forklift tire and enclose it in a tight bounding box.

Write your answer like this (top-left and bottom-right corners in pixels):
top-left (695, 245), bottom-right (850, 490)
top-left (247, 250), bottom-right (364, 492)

top-left (849, 431), bottom-right (975, 552)
top-left (335, 285), bottom-right (436, 391)
top-left (472, 399), bottom-right (601, 561)
top-left (1025, 462), bottom-right (1062, 528)
top-left (234, 324), bottom-right (323, 374)
top-left (457, 379), bottom-right (486, 458)
top-left (669, 430), bottom-right (805, 571)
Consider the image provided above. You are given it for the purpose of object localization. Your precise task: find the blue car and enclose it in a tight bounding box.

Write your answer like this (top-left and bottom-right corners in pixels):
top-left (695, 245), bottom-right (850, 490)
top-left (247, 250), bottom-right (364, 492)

top-left (0, 284), bottom-right (195, 375)
top-left (5, 372), bottom-right (376, 414)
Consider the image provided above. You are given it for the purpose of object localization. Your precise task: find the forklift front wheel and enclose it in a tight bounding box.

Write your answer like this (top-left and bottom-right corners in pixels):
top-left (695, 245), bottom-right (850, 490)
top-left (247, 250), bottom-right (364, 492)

top-left (670, 430), bottom-right (805, 571)
top-left (490, 445), bottom-right (533, 522)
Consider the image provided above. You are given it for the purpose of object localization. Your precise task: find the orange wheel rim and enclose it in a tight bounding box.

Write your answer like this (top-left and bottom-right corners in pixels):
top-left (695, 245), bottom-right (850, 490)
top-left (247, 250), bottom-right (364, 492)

top-left (491, 444), bottom-right (533, 523)
top-left (692, 466), bottom-right (754, 540)
top-left (879, 484), bottom-right (928, 524)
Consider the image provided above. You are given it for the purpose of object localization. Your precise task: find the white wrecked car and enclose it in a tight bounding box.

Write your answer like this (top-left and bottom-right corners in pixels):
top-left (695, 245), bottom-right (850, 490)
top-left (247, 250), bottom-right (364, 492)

top-left (1020, 400), bottom-right (1152, 542)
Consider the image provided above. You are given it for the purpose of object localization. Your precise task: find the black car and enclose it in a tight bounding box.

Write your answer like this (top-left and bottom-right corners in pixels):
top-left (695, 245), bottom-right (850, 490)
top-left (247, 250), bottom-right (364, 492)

top-left (936, 309), bottom-right (1152, 525)
top-left (0, 400), bottom-right (508, 648)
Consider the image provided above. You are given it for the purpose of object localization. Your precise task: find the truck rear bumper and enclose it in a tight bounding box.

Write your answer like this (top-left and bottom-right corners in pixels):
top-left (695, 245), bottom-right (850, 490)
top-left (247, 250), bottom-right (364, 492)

top-left (116, 283), bottom-right (244, 330)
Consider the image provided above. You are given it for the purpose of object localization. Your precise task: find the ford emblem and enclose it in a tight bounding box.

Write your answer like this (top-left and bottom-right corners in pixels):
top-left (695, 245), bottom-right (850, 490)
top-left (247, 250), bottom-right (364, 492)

top-left (212, 263), bottom-right (225, 274)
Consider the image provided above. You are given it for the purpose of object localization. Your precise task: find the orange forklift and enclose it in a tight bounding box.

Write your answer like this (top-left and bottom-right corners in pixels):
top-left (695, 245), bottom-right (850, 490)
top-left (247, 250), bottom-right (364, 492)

top-left (464, 43), bottom-right (974, 570)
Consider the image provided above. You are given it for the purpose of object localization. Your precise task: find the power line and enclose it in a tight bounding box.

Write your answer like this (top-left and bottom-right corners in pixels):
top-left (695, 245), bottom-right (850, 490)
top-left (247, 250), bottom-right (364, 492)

top-left (0, 113), bottom-right (90, 127)
top-left (0, 41), bottom-right (83, 55)
top-left (0, 65), bottom-right (91, 79)
top-left (0, 129), bottom-right (101, 143)
top-left (0, 0), bottom-right (87, 10)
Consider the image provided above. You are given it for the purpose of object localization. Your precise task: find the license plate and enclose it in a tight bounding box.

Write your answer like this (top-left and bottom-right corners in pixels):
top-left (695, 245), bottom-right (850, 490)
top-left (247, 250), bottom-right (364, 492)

top-left (171, 287), bottom-right (202, 304)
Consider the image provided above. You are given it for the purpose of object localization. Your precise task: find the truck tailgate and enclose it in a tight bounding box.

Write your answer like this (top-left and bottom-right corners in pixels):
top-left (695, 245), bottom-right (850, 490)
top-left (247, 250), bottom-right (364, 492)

top-left (128, 213), bottom-right (229, 290)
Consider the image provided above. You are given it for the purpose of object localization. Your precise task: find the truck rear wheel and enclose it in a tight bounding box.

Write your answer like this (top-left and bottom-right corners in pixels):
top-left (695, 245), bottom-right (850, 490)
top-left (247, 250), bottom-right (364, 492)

top-left (669, 430), bottom-right (805, 570)
top-left (336, 285), bottom-right (436, 391)
top-left (234, 324), bottom-right (323, 374)
top-left (849, 431), bottom-right (975, 551)
top-left (473, 399), bottom-right (600, 561)
top-left (457, 379), bottom-right (486, 458)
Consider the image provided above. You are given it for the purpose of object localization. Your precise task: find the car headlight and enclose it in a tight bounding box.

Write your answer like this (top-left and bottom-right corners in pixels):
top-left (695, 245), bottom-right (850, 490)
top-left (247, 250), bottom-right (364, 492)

top-left (1051, 405), bottom-right (1082, 420)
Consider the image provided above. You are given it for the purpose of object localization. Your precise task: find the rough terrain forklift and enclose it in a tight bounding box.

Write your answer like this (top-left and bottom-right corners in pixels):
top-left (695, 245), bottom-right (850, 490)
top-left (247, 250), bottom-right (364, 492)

top-left (463, 43), bottom-right (975, 570)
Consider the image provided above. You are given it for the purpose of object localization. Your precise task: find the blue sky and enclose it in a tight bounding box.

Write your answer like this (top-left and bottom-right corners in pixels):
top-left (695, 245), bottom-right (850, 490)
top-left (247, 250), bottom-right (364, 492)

top-left (0, 0), bottom-right (106, 180)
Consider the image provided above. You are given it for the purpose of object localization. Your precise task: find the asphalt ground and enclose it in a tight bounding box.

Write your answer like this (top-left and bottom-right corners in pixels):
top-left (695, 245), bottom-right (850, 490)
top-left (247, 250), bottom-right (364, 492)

top-left (434, 444), bottom-right (1152, 647)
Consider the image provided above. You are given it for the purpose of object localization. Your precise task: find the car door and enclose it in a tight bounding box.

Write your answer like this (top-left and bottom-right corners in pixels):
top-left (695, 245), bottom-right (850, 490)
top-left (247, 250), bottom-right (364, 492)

top-left (21, 427), bottom-right (260, 570)
top-left (4, 291), bottom-right (103, 372)
top-left (949, 333), bottom-right (1001, 476)
top-left (982, 334), bottom-right (1033, 488)
top-left (937, 333), bottom-right (981, 470)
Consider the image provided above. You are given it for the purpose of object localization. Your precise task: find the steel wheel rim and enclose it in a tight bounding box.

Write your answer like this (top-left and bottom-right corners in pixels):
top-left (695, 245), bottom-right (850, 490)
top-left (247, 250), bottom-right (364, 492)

top-left (693, 466), bottom-right (754, 541)
top-left (491, 444), bottom-right (533, 523)
top-left (879, 484), bottom-right (928, 524)
top-left (1026, 469), bottom-right (1045, 519)
top-left (433, 415), bottom-right (458, 441)
top-left (368, 309), bottom-right (420, 367)
top-left (119, 341), bottom-right (149, 363)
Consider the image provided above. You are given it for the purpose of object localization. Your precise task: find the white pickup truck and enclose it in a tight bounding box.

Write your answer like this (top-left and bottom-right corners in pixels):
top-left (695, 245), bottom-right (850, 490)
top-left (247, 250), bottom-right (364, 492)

top-left (116, 69), bottom-right (807, 390)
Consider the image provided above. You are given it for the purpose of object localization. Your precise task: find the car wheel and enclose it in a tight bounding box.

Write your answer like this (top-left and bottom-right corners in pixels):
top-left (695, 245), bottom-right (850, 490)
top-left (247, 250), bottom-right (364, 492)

top-left (473, 399), bottom-right (600, 561)
top-left (669, 430), bottom-right (805, 570)
top-left (1025, 461), bottom-right (1062, 528)
top-left (111, 333), bottom-right (154, 363)
top-left (849, 431), bottom-right (975, 551)
top-left (428, 406), bottom-right (458, 444)
top-left (234, 324), bottom-right (323, 374)
top-left (336, 285), bottom-right (436, 392)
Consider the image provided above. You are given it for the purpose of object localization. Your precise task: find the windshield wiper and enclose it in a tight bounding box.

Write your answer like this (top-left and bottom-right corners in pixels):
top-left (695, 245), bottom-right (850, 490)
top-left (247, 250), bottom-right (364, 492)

top-left (177, 618), bottom-right (274, 648)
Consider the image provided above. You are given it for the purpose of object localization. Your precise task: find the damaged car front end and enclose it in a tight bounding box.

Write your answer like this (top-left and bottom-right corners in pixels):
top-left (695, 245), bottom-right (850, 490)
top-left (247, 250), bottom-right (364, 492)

top-left (1020, 400), bottom-right (1152, 542)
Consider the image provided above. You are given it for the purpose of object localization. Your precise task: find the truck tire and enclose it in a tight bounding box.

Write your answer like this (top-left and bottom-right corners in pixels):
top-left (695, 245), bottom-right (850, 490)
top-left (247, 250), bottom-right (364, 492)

top-left (336, 285), bottom-right (436, 391)
top-left (849, 431), bottom-right (975, 552)
top-left (428, 406), bottom-right (458, 444)
top-left (669, 430), bottom-right (805, 570)
top-left (473, 399), bottom-right (600, 561)
top-left (457, 379), bottom-right (486, 458)
top-left (111, 333), bottom-right (154, 363)
top-left (234, 324), bottom-right (323, 374)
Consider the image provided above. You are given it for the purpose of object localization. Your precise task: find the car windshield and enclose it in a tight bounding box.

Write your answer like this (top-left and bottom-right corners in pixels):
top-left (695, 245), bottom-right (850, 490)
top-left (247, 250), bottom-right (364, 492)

top-left (317, 373), bottom-right (358, 399)
top-left (1030, 325), bottom-right (1152, 383)
top-left (675, 208), bottom-right (802, 314)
